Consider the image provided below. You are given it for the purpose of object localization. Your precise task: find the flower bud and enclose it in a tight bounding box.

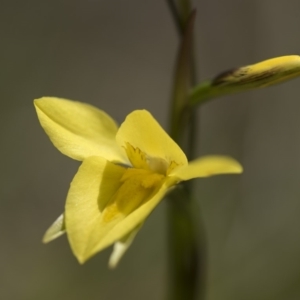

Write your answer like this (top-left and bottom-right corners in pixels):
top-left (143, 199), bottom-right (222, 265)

top-left (213, 55), bottom-right (300, 88)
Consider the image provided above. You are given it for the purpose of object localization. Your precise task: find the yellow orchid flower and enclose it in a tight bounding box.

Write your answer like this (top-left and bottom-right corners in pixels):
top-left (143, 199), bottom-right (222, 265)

top-left (34, 97), bottom-right (243, 268)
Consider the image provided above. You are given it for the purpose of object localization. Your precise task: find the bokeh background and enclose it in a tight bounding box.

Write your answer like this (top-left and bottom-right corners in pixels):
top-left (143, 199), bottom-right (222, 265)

top-left (1, 0), bottom-right (300, 299)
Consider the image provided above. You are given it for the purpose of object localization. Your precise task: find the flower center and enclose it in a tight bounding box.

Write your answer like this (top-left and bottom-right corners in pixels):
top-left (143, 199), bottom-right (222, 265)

top-left (124, 142), bottom-right (178, 175)
top-left (101, 142), bottom-right (180, 224)
top-left (102, 168), bottom-right (165, 223)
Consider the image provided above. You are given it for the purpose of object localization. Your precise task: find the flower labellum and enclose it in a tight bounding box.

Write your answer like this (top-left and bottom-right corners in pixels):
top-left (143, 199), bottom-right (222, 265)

top-left (34, 97), bottom-right (243, 268)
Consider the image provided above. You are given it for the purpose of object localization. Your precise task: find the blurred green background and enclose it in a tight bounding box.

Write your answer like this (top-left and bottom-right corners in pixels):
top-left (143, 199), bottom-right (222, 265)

top-left (1, 1), bottom-right (300, 299)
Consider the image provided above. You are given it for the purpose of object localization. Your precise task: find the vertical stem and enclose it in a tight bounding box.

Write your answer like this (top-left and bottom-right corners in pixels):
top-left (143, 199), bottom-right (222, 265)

top-left (166, 1), bottom-right (207, 300)
top-left (167, 184), bottom-right (202, 300)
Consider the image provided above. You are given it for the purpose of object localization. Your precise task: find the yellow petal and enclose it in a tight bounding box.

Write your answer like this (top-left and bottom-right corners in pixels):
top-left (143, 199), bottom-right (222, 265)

top-left (42, 214), bottom-right (65, 243)
top-left (34, 97), bottom-right (127, 163)
top-left (82, 180), bottom-right (170, 263)
top-left (116, 110), bottom-right (188, 171)
top-left (66, 155), bottom-right (170, 263)
top-left (108, 223), bottom-right (143, 269)
top-left (65, 156), bottom-right (126, 262)
top-left (169, 155), bottom-right (243, 181)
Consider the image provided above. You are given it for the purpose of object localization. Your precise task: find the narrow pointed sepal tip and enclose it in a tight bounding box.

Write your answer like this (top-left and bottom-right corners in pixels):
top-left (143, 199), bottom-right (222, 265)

top-left (42, 230), bottom-right (65, 244)
top-left (33, 97), bottom-right (42, 104)
top-left (33, 97), bottom-right (52, 108)
top-left (107, 236), bottom-right (139, 269)
top-left (73, 246), bottom-right (99, 265)
top-left (77, 256), bottom-right (86, 265)
top-left (224, 157), bottom-right (243, 174)
top-left (42, 214), bottom-right (66, 243)
top-left (108, 243), bottom-right (124, 269)
top-left (231, 163), bottom-right (243, 174)
top-left (73, 250), bottom-right (91, 265)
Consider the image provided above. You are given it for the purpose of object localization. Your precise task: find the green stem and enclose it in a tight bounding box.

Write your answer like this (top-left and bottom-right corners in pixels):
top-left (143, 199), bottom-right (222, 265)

top-left (167, 185), bottom-right (202, 300)
top-left (166, 0), bottom-right (182, 34)
top-left (166, 1), bottom-right (206, 300)
top-left (188, 79), bottom-right (252, 106)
